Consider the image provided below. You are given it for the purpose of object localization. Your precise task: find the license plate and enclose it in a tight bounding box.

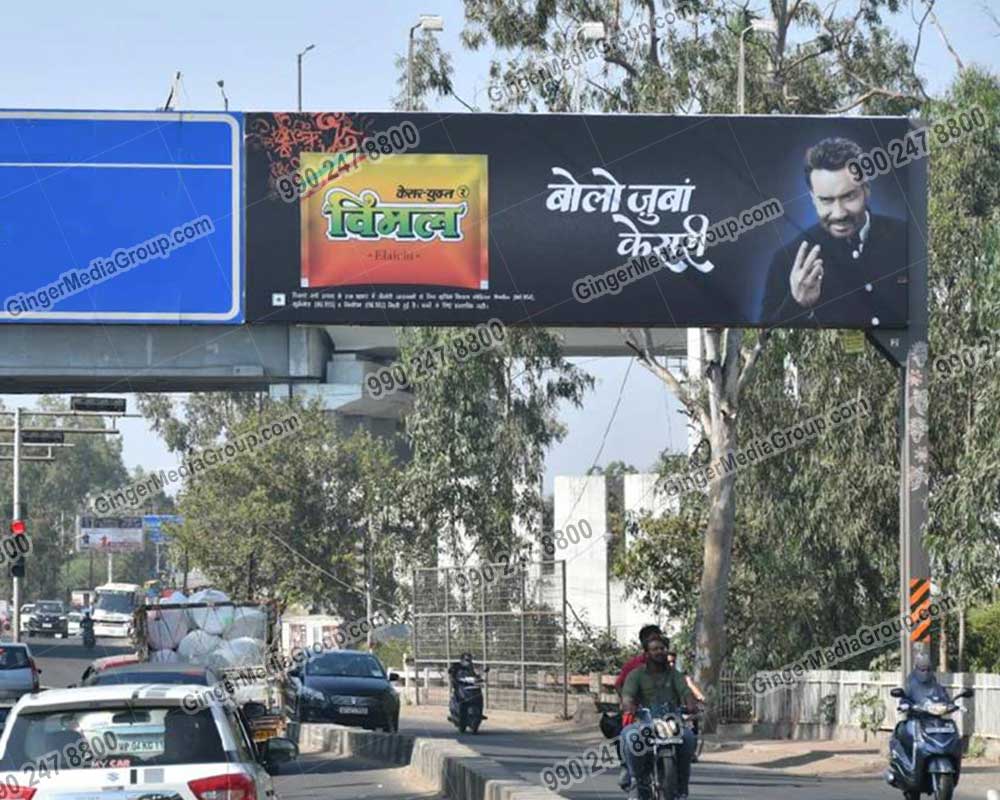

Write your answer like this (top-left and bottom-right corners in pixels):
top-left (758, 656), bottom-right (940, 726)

top-left (338, 706), bottom-right (368, 715)
top-left (925, 726), bottom-right (953, 733)
top-left (42, 623), bottom-right (52, 628)
top-left (116, 737), bottom-right (163, 753)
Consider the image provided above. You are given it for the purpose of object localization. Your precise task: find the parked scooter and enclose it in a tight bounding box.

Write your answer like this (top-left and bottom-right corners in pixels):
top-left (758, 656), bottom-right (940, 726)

top-left (885, 684), bottom-right (973, 800)
top-left (448, 666), bottom-right (489, 734)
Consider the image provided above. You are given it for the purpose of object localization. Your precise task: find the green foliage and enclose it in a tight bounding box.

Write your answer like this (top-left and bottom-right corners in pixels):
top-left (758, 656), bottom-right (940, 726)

top-left (819, 693), bottom-right (838, 725)
top-left (613, 509), bottom-right (705, 629)
top-left (401, 326), bottom-right (592, 563)
top-left (849, 683), bottom-right (886, 740)
top-left (966, 736), bottom-right (987, 759)
top-left (372, 637), bottom-right (409, 671)
top-left (966, 601), bottom-right (1000, 672)
top-left (923, 70), bottom-right (1000, 601)
top-left (0, 397), bottom-right (130, 601)
top-left (566, 620), bottom-right (628, 674)
top-left (165, 399), bottom-right (411, 619)
top-left (391, 30), bottom-right (454, 111)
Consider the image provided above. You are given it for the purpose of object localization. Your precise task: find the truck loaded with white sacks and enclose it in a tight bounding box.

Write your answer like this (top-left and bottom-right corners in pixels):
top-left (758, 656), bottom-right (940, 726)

top-left (131, 588), bottom-right (288, 742)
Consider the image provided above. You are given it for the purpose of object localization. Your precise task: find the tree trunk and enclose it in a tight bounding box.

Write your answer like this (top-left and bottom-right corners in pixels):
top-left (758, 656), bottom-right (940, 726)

top-left (694, 420), bottom-right (738, 731)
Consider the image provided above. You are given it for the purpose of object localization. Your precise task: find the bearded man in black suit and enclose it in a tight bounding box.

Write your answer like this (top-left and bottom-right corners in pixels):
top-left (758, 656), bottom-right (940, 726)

top-left (761, 137), bottom-right (908, 326)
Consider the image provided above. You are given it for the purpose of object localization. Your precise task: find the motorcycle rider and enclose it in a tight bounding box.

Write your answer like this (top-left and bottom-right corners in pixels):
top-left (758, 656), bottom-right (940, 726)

top-left (448, 651), bottom-right (479, 687)
top-left (447, 652), bottom-right (485, 725)
top-left (621, 633), bottom-right (697, 800)
top-left (906, 651), bottom-right (939, 702)
top-left (612, 625), bottom-right (667, 789)
top-left (616, 624), bottom-right (666, 693)
top-left (80, 610), bottom-right (95, 646)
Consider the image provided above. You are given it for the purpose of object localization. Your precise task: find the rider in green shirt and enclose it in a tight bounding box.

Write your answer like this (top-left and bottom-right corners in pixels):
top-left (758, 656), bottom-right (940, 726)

top-left (620, 634), bottom-right (696, 800)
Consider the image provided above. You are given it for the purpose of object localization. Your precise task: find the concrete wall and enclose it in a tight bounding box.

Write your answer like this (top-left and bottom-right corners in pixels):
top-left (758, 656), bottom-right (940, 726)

top-left (553, 475), bottom-right (609, 635)
top-left (754, 669), bottom-right (1000, 741)
top-left (553, 472), bottom-right (680, 646)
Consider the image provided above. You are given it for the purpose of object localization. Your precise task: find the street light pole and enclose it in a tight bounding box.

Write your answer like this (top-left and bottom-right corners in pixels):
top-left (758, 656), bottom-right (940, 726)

top-left (407, 15), bottom-right (444, 111)
top-left (12, 408), bottom-right (20, 643)
top-left (737, 19), bottom-right (777, 114)
top-left (297, 44), bottom-right (315, 112)
top-left (217, 80), bottom-right (229, 111)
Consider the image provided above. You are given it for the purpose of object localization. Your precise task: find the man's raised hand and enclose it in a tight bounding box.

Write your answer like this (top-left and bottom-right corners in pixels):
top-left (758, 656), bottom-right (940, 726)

top-left (790, 241), bottom-right (823, 307)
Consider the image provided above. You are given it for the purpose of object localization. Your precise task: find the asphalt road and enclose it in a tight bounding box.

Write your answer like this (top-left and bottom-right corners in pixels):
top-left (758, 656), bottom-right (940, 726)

top-left (28, 642), bottom-right (998, 799)
top-left (21, 631), bottom-right (133, 688)
top-left (272, 755), bottom-right (434, 800)
top-left (394, 707), bottom-right (999, 800)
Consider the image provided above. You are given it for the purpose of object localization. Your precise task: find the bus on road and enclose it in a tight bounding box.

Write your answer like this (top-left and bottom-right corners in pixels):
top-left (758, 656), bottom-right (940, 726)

top-left (91, 582), bottom-right (141, 637)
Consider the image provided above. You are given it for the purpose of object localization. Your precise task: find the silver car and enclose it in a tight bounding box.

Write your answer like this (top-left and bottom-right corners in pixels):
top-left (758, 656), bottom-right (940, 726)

top-left (0, 642), bottom-right (38, 699)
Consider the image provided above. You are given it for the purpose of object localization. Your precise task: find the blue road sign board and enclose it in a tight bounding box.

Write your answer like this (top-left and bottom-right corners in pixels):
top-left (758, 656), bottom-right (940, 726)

top-left (143, 514), bottom-right (184, 544)
top-left (0, 111), bottom-right (243, 323)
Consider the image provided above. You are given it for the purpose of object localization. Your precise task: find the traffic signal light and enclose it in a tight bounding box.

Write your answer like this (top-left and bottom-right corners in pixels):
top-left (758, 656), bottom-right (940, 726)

top-left (9, 519), bottom-right (26, 578)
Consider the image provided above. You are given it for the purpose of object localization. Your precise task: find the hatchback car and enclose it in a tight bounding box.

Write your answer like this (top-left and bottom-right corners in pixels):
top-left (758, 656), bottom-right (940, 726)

top-left (288, 649), bottom-right (400, 731)
top-left (0, 684), bottom-right (298, 797)
top-left (0, 643), bottom-right (39, 699)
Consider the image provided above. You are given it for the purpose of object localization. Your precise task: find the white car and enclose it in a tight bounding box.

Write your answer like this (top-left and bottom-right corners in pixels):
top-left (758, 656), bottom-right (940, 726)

top-left (0, 684), bottom-right (298, 799)
top-left (17, 605), bottom-right (33, 636)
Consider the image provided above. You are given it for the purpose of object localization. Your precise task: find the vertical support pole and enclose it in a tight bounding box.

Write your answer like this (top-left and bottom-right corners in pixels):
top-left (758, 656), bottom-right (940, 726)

top-left (481, 577), bottom-right (489, 710)
top-left (561, 560), bottom-right (569, 720)
top-left (444, 568), bottom-right (451, 669)
top-left (12, 408), bottom-right (21, 643)
top-left (411, 569), bottom-right (420, 706)
top-left (901, 345), bottom-right (931, 679)
top-left (365, 524), bottom-right (373, 650)
top-left (520, 564), bottom-right (527, 712)
top-left (901, 134), bottom-right (931, 681)
top-left (107, 552), bottom-right (113, 583)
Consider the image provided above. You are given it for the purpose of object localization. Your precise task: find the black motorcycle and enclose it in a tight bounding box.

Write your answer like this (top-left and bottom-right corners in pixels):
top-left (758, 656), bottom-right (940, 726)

top-left (81, 622), bottom-right (95, 650)
top-left (631, 705), bottom-right (690, 800)
top-left (448, 667), bottom-right (488, 734)
top-left (885, 684), bottom-right (973, 800)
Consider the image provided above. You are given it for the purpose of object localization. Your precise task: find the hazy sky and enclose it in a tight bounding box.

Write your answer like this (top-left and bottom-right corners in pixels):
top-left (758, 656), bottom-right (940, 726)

top-left (0, 0), bottom-right (995, 495)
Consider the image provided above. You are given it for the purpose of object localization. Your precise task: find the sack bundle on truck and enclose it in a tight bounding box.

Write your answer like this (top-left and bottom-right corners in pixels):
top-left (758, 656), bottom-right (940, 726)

top-left (132, 588), bottom-right (285, 742)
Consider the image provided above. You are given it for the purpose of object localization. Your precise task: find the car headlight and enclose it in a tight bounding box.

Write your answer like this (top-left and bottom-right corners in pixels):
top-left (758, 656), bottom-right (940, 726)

top-left (299, 687), bottom-right (326, 704)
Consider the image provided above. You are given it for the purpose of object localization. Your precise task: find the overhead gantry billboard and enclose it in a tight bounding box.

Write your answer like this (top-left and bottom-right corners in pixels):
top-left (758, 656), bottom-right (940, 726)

top-left (245, 111), bottom-right (918, 329)
top-left (0, 111), bottom-right (243, 324)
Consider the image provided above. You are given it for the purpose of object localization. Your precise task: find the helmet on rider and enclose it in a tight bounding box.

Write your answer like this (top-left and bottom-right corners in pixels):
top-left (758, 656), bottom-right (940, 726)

top-left (913, 652), bottom-right (933, 685)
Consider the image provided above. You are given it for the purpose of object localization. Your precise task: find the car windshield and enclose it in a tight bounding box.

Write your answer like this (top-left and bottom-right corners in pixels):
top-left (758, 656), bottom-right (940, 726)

top-left (0, 706), bottom-right (227, 769)
top-left (36, 603), bottom-right (63, 615)
top-left (95, 593), bottom-right (134, 614)
top-left (90, 671), bottom-right (209, 686)
top-left (307, 653), bottom-right (385, 679)
top-left (0, 648), bottom-right (29, 671)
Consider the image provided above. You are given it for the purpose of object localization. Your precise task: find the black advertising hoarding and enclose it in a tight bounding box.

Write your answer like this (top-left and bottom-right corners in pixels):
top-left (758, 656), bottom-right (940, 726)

top-left (245, 112), bottom-right (915, 328)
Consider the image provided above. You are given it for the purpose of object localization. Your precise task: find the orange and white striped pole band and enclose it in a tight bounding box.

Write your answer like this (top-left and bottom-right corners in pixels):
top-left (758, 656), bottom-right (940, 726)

top-left (909, 577), bottom-right (932, 643)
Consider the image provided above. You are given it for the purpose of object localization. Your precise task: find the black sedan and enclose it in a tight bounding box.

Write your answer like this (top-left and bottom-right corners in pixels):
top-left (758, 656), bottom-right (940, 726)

top-left (289, 650), bottom-right (400, 732)
top-left (27, 600), bottom-right (68, 638)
